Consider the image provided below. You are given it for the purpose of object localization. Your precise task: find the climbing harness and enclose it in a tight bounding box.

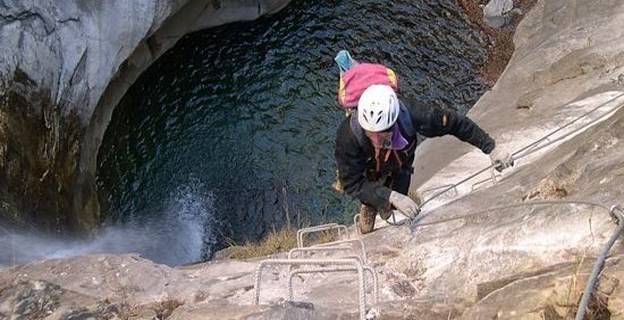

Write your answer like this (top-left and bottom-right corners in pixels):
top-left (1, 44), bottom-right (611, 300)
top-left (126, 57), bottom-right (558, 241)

top-left (296, 223), bottom-right (348, 247)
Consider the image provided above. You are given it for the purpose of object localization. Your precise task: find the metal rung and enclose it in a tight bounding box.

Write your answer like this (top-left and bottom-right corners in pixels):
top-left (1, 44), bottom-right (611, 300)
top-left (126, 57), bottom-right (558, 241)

top-left (471, 171), bottom-right (499, 191)
top-left (288, 265), bottom-right (378, 305)
top-left (297, 224), bottom-right (349, 248)
top-left (353, 214), bottom-right (361, 235)
top-left (254, 258), bottom-right (369, 320)
top-left (311, 238), bottom-right (367, 264)
top-left (288, 246), bottom-right (355, 260)
top-left (287, 246), bottom-right (357, 274)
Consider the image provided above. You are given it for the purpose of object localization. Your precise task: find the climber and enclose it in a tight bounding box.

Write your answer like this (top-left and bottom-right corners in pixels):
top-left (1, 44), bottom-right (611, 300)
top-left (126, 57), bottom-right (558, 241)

top-left (334, 84), bottom-right (513, 234)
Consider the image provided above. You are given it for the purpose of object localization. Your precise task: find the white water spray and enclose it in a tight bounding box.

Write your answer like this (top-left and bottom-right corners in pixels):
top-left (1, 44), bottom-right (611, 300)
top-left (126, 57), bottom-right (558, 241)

top-left (0, 180), bottom-right (219, 267)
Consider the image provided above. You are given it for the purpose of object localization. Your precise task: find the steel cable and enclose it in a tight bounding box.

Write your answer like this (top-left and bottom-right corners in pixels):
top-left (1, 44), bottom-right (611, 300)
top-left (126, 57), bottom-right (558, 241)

top-left (575, 206), bottom-right (624, 320)
top-left (416, 93), bottom-right (624, 212)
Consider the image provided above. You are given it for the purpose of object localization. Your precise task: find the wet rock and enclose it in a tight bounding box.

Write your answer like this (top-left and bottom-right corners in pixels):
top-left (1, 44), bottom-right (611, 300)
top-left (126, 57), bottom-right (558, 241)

top-left (483, 0), bottom-right (513, 28)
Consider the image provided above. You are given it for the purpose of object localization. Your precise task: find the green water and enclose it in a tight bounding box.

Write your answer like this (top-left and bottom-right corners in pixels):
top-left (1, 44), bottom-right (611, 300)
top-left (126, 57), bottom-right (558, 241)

top-left (96, 0), bottom-right (489, 264)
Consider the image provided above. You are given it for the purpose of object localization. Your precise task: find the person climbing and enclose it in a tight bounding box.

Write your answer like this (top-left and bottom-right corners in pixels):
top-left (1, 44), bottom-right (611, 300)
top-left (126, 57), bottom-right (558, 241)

top-left (333, 53), bottom-right (512, 234)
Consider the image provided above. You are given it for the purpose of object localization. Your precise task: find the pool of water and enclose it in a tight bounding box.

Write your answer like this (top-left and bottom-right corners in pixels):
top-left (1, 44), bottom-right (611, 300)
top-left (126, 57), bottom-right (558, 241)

top-left (96, 0), bottom-right (489, 265)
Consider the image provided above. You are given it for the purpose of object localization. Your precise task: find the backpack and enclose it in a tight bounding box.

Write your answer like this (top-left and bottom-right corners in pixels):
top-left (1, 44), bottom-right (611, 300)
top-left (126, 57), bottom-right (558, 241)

top-left (336, 51), bottom-right (399, 109)
top-left (334, 50), bottom-right (415, 146)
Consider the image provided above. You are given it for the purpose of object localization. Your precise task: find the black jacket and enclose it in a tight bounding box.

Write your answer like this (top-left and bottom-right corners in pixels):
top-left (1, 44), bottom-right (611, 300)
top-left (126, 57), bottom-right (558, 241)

top-left (334, 98), bottom-right (495, 210)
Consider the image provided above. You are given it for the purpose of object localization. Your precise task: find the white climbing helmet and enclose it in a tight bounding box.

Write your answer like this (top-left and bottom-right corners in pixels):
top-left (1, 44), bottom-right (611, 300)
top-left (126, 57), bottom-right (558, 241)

top-left (357, 84), bottom-right (399, 132)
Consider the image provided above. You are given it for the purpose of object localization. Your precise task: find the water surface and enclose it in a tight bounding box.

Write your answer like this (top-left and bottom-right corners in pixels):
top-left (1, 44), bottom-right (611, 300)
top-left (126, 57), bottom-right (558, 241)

top-left (95, 0), bottom-right (489, 265)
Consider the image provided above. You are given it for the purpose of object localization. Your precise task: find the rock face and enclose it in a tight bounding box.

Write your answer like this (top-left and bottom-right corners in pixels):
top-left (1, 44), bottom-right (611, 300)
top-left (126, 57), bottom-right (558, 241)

top-left (0, 0), bottom-right (291, 234)
top-left (3, 0), bottom-right (624, 319)
top-left (407, 0), bottom-right (624, 317)
top-left (0, 254), bottom-right (341, 319)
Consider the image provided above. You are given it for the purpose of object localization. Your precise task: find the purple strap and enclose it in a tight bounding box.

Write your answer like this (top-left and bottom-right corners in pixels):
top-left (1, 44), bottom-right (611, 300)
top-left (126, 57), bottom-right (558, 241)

top-left (390, 124), bottom-right (409, 150)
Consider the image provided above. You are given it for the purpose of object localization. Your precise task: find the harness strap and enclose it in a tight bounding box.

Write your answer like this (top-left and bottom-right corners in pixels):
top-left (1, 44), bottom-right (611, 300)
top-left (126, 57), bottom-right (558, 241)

top-left (393, 150), bottom-right (403, 168)
top-left (372, 148), bottom-right (405, 174)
